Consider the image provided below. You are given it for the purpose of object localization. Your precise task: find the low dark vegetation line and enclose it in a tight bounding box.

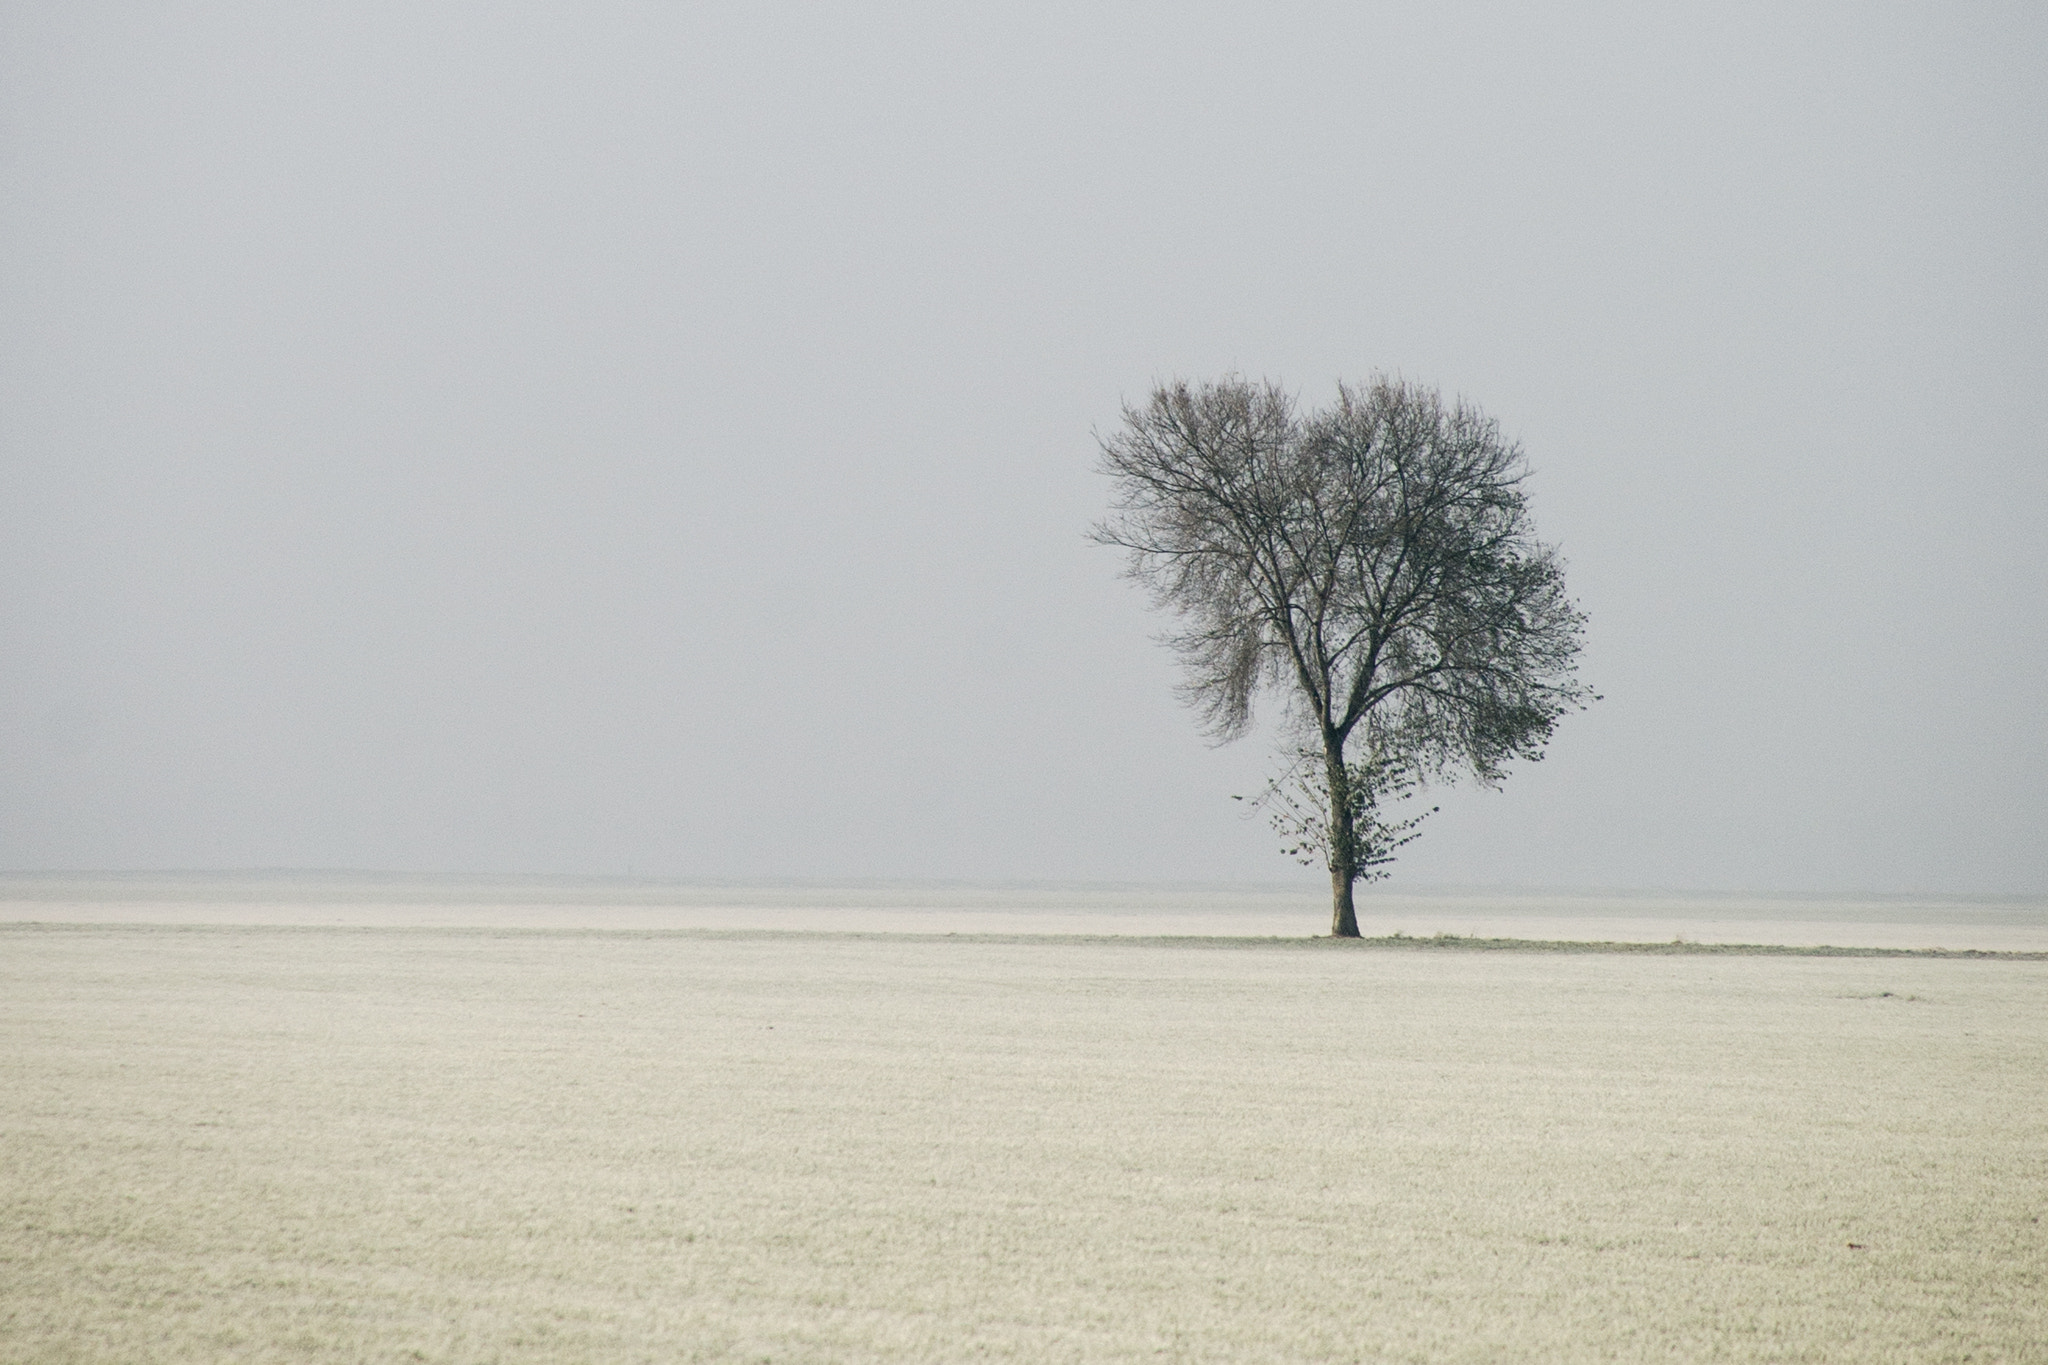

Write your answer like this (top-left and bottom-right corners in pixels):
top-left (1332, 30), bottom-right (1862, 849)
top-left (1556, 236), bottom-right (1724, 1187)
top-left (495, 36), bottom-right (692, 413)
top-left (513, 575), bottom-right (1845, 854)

top-left (1334, 934), bottom-right (2046, 960)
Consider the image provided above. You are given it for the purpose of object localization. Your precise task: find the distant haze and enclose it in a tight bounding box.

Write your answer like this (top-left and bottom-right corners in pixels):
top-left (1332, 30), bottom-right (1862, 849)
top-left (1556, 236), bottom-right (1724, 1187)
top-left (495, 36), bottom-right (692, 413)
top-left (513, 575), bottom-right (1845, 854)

top-left (3, 2), bottom-right (2043, 893)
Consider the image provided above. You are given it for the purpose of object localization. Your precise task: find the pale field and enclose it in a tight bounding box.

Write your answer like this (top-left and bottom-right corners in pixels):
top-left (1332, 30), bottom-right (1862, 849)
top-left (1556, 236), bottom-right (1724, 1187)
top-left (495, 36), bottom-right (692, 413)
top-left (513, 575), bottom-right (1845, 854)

top-left (4, 923), bottom-right (2046, 1363)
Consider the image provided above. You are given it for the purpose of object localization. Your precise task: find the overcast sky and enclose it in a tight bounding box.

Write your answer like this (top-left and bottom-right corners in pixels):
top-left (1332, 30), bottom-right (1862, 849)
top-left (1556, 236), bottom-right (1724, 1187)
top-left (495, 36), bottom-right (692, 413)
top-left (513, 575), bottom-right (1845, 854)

top-left (3, 1), bottom-right (2043, 894)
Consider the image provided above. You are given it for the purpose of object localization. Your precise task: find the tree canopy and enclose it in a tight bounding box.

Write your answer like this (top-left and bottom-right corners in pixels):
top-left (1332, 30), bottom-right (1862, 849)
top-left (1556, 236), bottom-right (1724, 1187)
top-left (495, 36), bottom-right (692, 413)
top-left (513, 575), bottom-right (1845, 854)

top-left (1095, 375), bottom-right (1591, 935)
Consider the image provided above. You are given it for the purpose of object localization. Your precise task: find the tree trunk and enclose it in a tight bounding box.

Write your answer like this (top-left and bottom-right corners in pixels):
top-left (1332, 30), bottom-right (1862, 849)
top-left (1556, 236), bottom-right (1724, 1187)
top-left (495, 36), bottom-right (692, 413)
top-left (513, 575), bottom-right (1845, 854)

top-left (1330, 865), bottom-right (1359, 937)
top-left (1326, 736), bottom-right (1360, 937)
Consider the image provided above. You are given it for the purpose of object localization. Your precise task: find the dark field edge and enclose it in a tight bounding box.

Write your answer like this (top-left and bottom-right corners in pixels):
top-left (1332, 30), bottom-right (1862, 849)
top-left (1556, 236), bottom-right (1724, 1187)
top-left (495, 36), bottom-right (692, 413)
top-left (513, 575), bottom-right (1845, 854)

top-left (3, 921), bottom-right (2044, 960)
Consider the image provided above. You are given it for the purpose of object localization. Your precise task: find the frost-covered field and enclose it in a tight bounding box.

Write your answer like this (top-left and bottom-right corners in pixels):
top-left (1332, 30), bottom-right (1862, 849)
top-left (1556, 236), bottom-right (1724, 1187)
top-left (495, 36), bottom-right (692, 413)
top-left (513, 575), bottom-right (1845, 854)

top-left (4, 919), bottom-right (2044, 1362)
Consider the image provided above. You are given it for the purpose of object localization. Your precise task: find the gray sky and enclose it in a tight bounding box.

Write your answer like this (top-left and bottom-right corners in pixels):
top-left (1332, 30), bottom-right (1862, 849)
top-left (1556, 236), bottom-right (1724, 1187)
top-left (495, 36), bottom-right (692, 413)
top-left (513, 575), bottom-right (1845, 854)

top-left (3, 1), bottom-right (2043, 893)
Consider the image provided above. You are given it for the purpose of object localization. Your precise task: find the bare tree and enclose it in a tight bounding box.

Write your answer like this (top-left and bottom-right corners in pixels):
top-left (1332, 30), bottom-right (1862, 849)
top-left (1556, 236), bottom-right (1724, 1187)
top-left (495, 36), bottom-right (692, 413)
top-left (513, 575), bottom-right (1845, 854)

top-left (1095, 375), bottom-right (1591, 936)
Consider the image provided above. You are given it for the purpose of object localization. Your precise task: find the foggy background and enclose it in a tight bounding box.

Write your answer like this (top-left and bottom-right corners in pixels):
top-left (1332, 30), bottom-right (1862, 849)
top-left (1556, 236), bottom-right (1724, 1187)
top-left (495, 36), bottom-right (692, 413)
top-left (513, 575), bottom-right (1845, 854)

top-left (3, 1), bottom-right (2042, 894)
